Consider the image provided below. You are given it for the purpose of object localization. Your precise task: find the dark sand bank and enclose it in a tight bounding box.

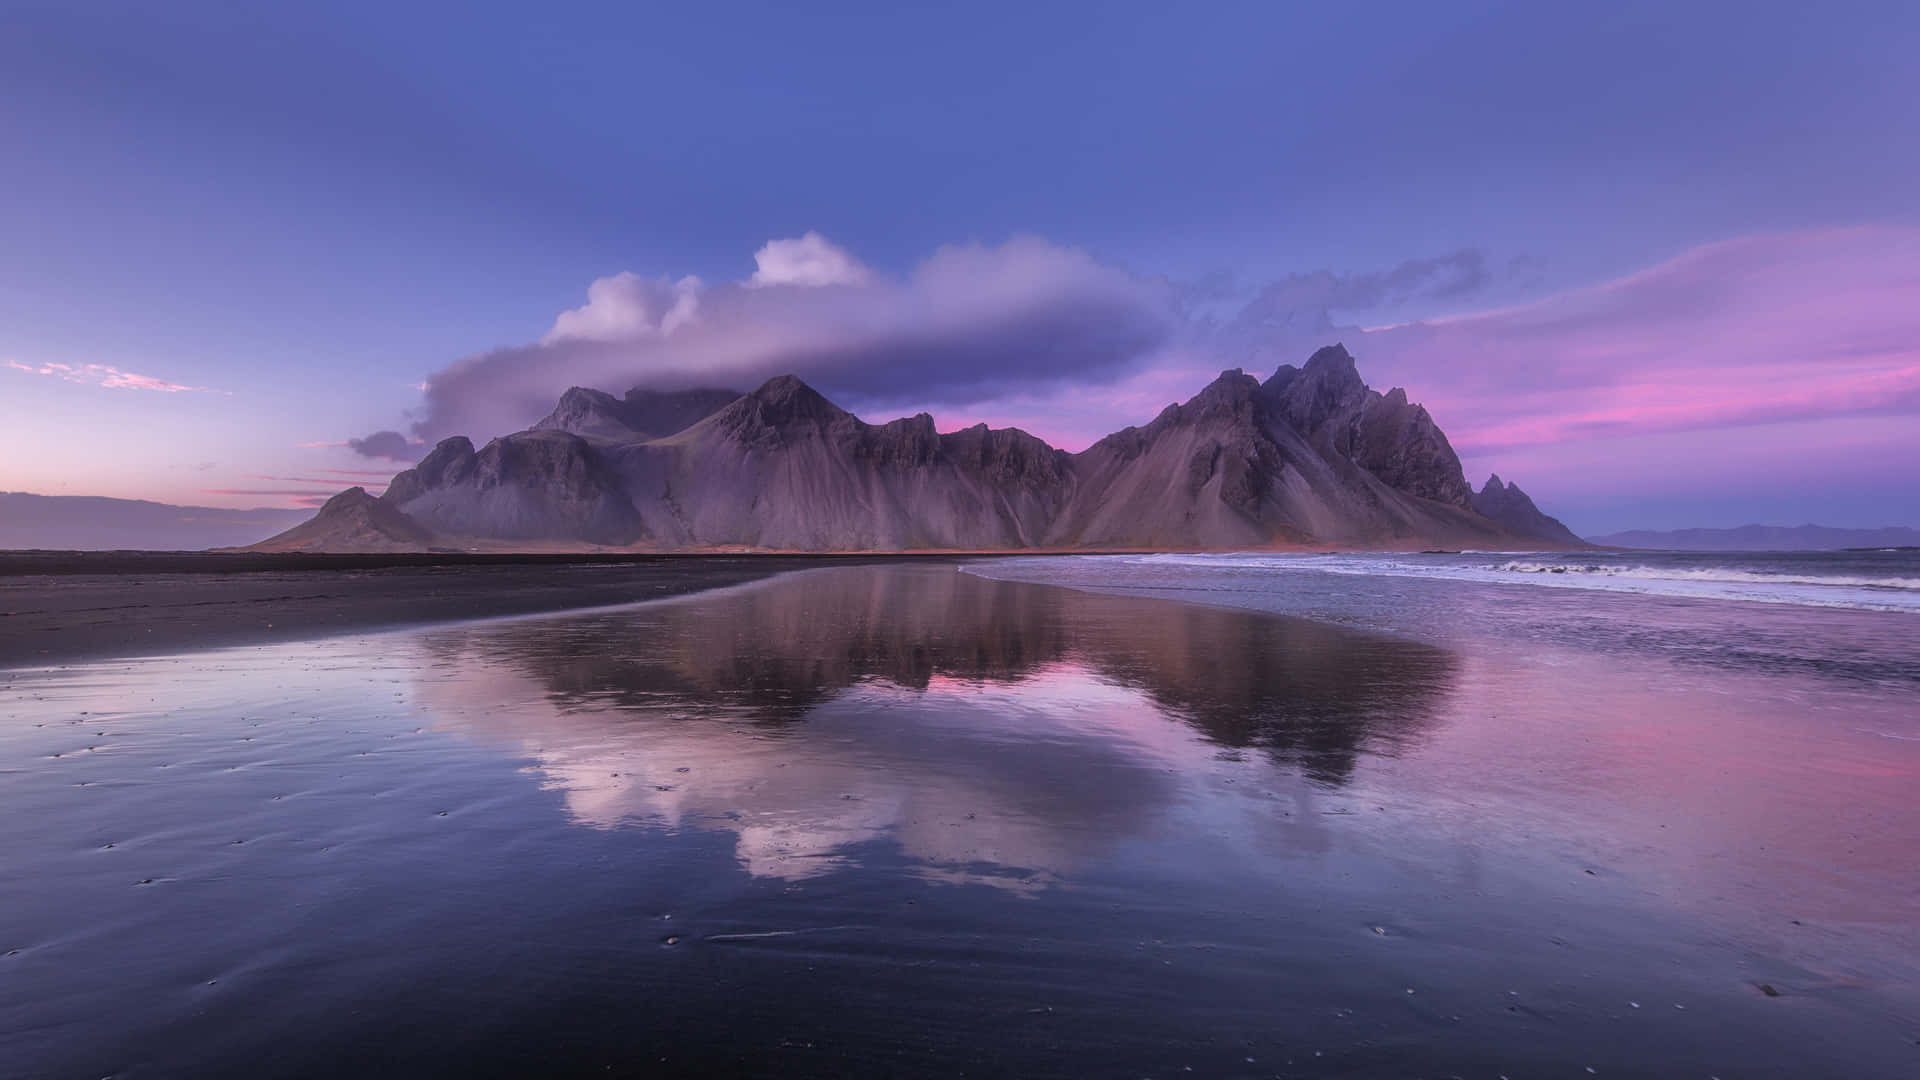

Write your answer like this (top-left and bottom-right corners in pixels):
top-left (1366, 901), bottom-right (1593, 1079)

top-left (0, 551), bottom-right (988, 668)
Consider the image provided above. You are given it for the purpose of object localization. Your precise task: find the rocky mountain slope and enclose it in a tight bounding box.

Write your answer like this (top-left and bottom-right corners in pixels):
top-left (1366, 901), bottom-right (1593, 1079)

top-left (253, 487), bottom-right (438, 552)
top-left (1052, 347), bottom-right (1495, 548)
top-left (258, 345), bottom-right (1584, 552)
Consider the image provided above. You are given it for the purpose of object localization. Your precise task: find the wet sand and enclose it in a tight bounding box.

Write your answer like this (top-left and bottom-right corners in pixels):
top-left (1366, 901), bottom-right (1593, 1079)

top-left (0, 551), bottom-right (977, 667)
top-left (2, 563), bottom-right (1916, 1077)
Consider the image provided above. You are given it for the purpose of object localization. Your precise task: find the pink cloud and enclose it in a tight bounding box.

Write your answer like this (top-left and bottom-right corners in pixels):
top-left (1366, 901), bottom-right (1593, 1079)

top-left (246, 473), bottom-right (392, 488)
top-left (1458, 362), bottom-right (1920, 451)
top-left (1350, 227), bottom-right (1920, 452)
top-left (200, 488), bottom-right (344, 496)
top-left (5, 358), bottom-right (217, 393)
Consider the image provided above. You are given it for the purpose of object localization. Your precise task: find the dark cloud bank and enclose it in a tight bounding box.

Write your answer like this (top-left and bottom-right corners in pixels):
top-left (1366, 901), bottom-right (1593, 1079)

top-left (347, 430), bottom-right (428, 462)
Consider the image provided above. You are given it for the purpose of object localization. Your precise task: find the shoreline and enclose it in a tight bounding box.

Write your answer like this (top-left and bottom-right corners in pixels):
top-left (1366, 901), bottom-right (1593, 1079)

top-left (8, 544), bottom-right (1901, 671)
top-left (1, 537), bottom-right (1594, 576)
top-left (0, 553), bottom-right (982, 669)
top-left (0, 545), bottom-right (1570, 671)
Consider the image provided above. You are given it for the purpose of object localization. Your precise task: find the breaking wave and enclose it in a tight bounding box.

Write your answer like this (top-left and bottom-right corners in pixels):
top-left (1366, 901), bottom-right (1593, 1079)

top-left (1113, 550), bottom-right (1920, 614)
top-left (1494, 561), bottom-right (1920, 592)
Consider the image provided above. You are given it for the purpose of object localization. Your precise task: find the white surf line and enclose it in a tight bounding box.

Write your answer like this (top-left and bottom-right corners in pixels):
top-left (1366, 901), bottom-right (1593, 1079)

top-left (704, 925), bottom-right (867, 942)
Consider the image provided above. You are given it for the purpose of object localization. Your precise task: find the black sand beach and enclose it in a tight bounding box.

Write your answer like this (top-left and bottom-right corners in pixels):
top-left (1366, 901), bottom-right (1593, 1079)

top-left (2, 560), bottom-right (1916, 1078)
top-left (0, 551), bottom-right (969, 667)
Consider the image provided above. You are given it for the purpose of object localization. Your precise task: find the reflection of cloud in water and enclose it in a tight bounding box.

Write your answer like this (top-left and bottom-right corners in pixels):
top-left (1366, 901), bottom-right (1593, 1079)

top-left (414, 566), bottom-right (1456, 889)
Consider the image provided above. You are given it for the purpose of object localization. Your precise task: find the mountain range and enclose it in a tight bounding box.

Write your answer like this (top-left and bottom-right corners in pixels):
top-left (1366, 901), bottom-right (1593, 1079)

top-left (262, 344), bottom-right (1583, 553)
top-left (0, 493), bottom-right (310, 552)
top-left (1588, 524), bottom-right (1920, 551)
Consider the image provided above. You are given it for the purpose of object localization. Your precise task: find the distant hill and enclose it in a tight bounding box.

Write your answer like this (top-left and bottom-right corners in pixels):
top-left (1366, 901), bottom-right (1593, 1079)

top-left (1587, 524), bottom-right (1920, 551)
top-left (258, 345), bottom-right (1587, 553)
top-left (0, 492), bottom-right (310, 552)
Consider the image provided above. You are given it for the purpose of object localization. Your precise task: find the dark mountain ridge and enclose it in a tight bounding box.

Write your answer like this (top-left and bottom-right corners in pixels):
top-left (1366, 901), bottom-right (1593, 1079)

top-left (1472, 474), bottom-right (1583, 546)
top-left (258, 345), bottom-right (1584, 553)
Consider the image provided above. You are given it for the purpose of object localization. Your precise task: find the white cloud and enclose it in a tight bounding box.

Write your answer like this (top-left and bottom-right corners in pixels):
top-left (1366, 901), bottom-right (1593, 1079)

top-left (542, 272), bottom-right (702, 344)
top-left (747, 231), bottom-right (874, 288)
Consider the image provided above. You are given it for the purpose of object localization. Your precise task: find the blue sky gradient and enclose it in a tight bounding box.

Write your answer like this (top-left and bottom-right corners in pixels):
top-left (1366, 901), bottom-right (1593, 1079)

top-left (3, 1), bottom-right (1917, 532)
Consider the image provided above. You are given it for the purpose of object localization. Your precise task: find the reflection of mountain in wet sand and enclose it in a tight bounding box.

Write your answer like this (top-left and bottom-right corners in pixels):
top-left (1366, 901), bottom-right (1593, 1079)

top-left (416, 565), bottom-right (1455, 888)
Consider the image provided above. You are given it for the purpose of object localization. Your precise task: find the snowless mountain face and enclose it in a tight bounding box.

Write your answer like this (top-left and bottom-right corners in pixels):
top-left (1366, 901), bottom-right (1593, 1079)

top-left (1056, 348), bottom-right (1493, 549)
top-left (1470, 474), bottom-right (1584, 547)
top-left (260, 345), bottom-right (1584, 553)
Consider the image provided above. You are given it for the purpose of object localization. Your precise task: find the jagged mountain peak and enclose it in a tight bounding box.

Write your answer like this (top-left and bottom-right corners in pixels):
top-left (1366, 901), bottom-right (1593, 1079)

top-left (285, 347), bottom-right (1585, 553)
top-left (682, 374), bottom-right (854, 452)
top-left (555, 385), bottom-right (620, 407)
top-left (1181, 368), bottom-right (1264, 416)
top-left (1092, 369), bottom-right (1267, 458)
top-left (752, 373), bottom-right (826, 402)
top-left (1479, 473), bottom-right (1538, 500)
top-left (533, 387), bottom-right (625, 439)
top-left (1165, 368), bottom-right (1260, 414)
top-left (723, 374), bottom-right (848, 428)
top-left (1302, 341), bottom-right (1359, 374)
top-left (1269, 343), bottom-right (1371, 437)
top-left (1200, 367), bottom-right (1261, 393)
top-left (1266, 341), bottom-right (1357, 386)
top-left (1472, 475), bottom-right (1582, 546)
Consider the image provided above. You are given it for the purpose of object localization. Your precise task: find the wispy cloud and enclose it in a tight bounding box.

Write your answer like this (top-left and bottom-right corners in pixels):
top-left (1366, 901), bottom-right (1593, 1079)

top-left (6, 358), bottom-right (218, 393)
top-left (199, 488), bottom-right (348, 509)
top-left (1452, 364), bottom-right (1920, 451)
top-left (1229, 249), bottom-right (1493, 334)
top-left (199, 488), bottom-right (343, 497)
top-left (1340, 226), bottom-right (1920, 453)
top-left (246, 473), bottom-right (390, 486)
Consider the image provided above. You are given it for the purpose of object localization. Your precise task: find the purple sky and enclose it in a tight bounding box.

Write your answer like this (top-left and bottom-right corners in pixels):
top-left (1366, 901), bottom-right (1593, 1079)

top-left (3, 3), bottom-right (1917, 535)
